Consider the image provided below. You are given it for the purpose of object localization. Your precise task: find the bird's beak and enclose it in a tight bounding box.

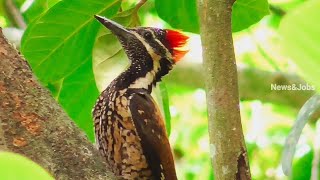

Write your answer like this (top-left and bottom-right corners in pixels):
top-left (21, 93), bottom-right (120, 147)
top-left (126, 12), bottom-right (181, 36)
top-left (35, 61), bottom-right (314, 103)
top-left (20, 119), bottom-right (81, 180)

top-left (94, 15), bottom-right (132, 40)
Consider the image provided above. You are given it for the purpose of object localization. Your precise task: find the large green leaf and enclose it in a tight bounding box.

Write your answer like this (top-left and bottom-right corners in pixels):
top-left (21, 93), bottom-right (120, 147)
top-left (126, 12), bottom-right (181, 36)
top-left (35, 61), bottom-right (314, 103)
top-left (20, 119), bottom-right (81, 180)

top-left (279, 0), bottom-right (320, 91)
top-left (22, 0), bottom-right (61, 23)
top-left (232, 0), bottom-right (270, 32)
top-left (93, 9), bottom-right (136, 92)
top-left (158, 82), bottom-right (171, 135)
top-left (292, 150), bottom-right (314, 180)
top-left (0, 152), bottom-right (53, 180)
top-left (155, 0), bottom-right (198, 33)
top-left (22, 0), bottom-right (48, 23)
top-left (21, 0), bottom-right (121, 140)
top-left (155, 0), bottom-right (269, 33)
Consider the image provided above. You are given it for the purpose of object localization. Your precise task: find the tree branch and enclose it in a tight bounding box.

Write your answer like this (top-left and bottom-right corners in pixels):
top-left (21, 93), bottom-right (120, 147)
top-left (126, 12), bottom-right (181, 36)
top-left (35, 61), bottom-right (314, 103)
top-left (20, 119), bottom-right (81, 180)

top-left (167, 64), bottom-right (314, 109)
top-left (131, 0), bottom-right (148, 26)
top-left (269, 5), bottom-right (286, 17)
top-left (133, 0), bottom-right (147, 13)
top-left (4, 0), bottom-right (27, 29)
top-left (0, 28), bottom-right (115, 179)
top-left (198, 0), bottom-right (251, 179)
top-left (167, 63), bottom-right (320, 121)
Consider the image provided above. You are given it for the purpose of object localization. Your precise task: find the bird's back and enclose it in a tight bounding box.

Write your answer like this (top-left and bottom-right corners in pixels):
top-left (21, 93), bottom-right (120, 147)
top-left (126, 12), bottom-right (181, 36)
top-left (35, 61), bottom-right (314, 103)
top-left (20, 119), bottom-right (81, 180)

top-left (93, 85), bottom-right (153, 179)
top-left (93, 88), bottom-right (152, 179)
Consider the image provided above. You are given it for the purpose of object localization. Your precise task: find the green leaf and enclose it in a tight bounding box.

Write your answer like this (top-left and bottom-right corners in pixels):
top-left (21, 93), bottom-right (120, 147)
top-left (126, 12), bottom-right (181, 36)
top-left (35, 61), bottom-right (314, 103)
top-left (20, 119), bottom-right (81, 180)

top-left (22, 0), bottom-right (48, 23)
top-left (93, 9), bottom-right (136, 92)
top-left (232, 0), bottom-right (270, 32)
top-left (159, 82), bottom-right (171, 136)
top-left (155, 0), bottom-right (269, 33)
top-left (0, 152), bottom-right (53, 180)
top-left (282, 94), bottom-right (320, 176)
top-left (22, 0), bottom-right (61, 23)
top-left (279, 0), bottom-right (320, 91)
top-left (155, 0), bottom-right (199, 33)
top-left (292, 150), bottom-right (313, 180)
top-left (153, 83), bottom-right (172, 136)
top-left (48, 0), bottom-right (62, 8)
top-left (21, 0), bottom-right (121, 141)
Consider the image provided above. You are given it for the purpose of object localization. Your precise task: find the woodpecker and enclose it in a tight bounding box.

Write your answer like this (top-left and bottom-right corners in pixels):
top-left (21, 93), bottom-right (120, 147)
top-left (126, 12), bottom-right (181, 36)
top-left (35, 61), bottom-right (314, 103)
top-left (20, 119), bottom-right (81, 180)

top-left (92, 15), bottom-right (188, 180)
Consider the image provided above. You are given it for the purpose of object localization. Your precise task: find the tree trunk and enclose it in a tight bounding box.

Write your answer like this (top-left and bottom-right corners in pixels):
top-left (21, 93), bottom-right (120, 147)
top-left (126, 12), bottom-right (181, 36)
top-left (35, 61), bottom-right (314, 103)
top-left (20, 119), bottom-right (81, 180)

top-left (0, 28), bottom-right (115, 179)
top-left (197, 0), bottom-right (251, 179)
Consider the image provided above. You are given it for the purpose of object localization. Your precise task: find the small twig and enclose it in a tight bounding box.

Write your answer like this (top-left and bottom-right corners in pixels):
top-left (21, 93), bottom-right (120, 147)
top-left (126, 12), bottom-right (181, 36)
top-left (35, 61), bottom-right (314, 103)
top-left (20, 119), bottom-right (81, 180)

top-left (4, 0), bottom-right (27, 29)
top-left (269, 5), bottom-right (286, 17)
top-left (133, 0), bottom-right (147, 14)
top-left (130, 0), bottom-right (147, 27)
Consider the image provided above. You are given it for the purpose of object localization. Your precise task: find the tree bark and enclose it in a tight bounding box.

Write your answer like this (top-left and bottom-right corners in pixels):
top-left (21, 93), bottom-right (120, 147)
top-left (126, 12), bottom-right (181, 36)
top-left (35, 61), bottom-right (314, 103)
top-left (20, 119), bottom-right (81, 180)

top-left (197, 0), bottom-right (251, 179)
top-left (0, 28), bottom-right (115, 179)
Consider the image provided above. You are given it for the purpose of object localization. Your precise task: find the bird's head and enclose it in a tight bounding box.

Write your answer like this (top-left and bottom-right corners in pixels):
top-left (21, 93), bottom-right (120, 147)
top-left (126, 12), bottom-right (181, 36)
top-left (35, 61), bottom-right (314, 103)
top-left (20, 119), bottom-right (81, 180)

top-left (94, 15), bottom-right (189, 90)
top-left (94, 15), bottom-right (188, 66)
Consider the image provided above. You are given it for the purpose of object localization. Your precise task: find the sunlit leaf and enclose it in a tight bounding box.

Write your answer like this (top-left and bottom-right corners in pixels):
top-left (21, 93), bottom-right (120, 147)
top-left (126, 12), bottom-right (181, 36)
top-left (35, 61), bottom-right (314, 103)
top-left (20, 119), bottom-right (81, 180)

top-left (232, 0), bottom-right (270, 32)
top-left (0, 152), bottom-right (53, 180)
top-left (155, 0), bottom-right (269, 33)
top-left (282, 94), bottom-right (320, 176)
top-left (22, 0), bottom-right (48, 22)
top-left (21, 0), bottom-right (121, 140)
top-left (279, 0), bottom-right (320, 92)
top-left (48, 0), bottom-right (62, 8)
top-left (155, 0), bottom-right (199, 33)
top-left (158, 82), bottom-right (171, 135)
top-left (93, 8), bottom-right (137, 91)
top-left (292, 150), bottom-right (313, 180)
top-left (21, 0), bottom-right (61, 23)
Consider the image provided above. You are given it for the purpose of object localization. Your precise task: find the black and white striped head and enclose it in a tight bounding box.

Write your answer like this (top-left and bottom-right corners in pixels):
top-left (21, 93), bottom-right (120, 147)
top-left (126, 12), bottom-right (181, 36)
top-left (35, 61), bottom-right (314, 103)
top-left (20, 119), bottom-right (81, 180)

top-left (94, 15), bottom-right (188, 66)
top-left (94, 15), bottom-right (188, 90)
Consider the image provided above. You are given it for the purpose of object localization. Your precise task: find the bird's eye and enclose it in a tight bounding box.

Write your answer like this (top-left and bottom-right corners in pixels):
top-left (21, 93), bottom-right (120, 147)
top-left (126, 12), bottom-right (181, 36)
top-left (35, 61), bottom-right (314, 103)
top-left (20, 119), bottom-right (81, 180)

top-left (143, 31), bottom-right (152, 39)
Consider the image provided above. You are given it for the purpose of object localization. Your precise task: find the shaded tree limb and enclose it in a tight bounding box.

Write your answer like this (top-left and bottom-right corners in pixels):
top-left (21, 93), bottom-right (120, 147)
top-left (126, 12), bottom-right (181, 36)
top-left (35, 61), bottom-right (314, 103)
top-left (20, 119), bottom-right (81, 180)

top-left (4, 0), bottom-right (27, 29)
top-left (0, 28), bottom-right (115, 179)
top-left (167, 63), bottom-right (315, 110)
top-left (269, 5), bottom-right (286, 17)
top-left (133, 0), bottom-right (148, 14)
top-left (197, 0), bottom-right (251, 179)
top-left (167, 64), bottom-right (319, 121)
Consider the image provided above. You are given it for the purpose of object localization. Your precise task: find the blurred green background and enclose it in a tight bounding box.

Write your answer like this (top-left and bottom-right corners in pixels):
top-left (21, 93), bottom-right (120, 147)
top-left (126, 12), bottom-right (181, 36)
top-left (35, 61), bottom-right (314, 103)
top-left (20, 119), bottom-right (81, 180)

top-left (1, 0), bottom-right (320, 179)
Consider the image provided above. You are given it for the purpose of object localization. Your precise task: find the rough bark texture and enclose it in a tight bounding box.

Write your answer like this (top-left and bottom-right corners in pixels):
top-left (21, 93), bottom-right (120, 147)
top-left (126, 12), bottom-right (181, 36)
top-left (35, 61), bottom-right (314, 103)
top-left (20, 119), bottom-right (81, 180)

top-left (0, 28), bottom-right (115, 179)
top-left (197, 0), bottom-right (251, 179)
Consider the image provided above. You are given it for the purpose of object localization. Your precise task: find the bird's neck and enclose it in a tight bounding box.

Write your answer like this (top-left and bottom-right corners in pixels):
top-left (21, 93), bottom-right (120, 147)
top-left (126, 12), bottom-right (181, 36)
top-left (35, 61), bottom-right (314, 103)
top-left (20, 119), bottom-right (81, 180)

top-left (114, 58), bottom-right (172, 94)
top-left (115, 60), bottom-right (159, 94)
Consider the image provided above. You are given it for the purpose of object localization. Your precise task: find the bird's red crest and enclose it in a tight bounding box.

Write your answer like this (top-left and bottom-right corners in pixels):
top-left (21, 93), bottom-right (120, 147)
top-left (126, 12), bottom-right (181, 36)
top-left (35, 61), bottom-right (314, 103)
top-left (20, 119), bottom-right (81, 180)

top-left (165, 30), bottom-right (189, 62)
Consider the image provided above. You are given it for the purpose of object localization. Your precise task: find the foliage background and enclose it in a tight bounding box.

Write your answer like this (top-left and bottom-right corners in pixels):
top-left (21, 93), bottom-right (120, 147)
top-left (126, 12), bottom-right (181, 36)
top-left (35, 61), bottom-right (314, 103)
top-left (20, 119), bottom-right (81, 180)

top-left (1, 0), bottom-right (320, 179)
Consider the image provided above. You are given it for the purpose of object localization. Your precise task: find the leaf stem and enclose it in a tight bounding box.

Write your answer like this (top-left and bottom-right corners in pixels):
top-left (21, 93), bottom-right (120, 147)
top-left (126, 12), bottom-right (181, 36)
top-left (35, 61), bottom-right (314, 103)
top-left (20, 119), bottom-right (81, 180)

top-left (133, 0), bottom-right (148, 14)
top-left (131, 0), bottom-right (147, 26)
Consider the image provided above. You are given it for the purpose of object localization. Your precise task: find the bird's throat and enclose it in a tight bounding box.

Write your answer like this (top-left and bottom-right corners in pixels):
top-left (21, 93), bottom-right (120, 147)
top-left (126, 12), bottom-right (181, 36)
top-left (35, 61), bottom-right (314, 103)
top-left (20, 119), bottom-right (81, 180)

top-left (128, 61), bottom-right (160, 92)
top-left (116, 60), bottom-right (161, 93)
